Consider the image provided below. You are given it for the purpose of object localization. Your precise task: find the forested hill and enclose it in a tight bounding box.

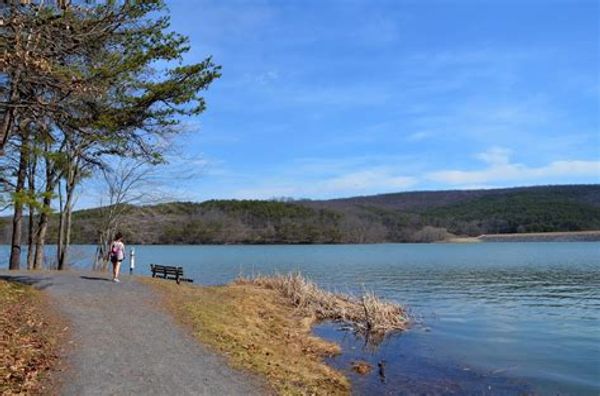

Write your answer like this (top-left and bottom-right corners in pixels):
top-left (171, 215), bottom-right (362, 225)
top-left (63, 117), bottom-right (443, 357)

top-left (310, 184), bottom-right (600, 211)
top-left (2, 185), bottom-right (599, 244)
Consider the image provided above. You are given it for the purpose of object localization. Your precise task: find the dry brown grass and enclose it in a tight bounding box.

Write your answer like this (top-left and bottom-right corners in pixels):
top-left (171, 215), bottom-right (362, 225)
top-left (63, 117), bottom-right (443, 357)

top-left (0, 280), bottom-right (65, 395)
top-left (143, 278), bottom-right (350, 395)
top-left (236, 273), bottom-right (409, 340)
top-left (351, 361), bottom-right (373, 375)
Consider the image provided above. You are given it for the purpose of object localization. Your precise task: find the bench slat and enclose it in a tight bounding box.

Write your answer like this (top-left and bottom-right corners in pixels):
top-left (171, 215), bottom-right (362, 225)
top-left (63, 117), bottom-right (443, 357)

top-left (150, 264), bottom-right (192, 284)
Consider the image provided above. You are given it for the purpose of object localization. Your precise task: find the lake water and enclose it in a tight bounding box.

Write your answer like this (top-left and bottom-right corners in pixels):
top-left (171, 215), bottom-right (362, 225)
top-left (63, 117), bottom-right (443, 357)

top-left (2, 242), bottom-right (599, 395)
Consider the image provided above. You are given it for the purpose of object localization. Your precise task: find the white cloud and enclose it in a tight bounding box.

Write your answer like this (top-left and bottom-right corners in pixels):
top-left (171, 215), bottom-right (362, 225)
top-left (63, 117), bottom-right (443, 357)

top-left (427, 147), bottom-right (600, 185)
top-left (324, 170), bottom-right (416, 192)
top-left (190, 149), bottom-right (599, 201)
top-left (255, 70), bottom-right (279, 85)
top-left (233, 164), bottom-right (417, 199)
top-left (475, 146), bottom-right (512, 166)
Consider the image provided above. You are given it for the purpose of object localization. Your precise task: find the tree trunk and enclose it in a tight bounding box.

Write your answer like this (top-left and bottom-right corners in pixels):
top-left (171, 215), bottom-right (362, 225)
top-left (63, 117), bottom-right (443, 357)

top-left (33, 195), bottom-right (50, 270)
top-left (26, 150), bottom-right (37, 270)
top-left (94, 228), bottom-right (114, 272)
top-left (33, 217), bottom-right (48, 269)
top-left (26, 210), bottom-right (36, 270)
top-left (58, 170), bottom-right (76, 270)
top-left (56, 180), bottom-right (65, 269)
top-left (34, 145), bottom-right (56, 270)
top-left (60, 199), bottom-right (73, 270)
top-left (9, 136), bottom-right (29, 270)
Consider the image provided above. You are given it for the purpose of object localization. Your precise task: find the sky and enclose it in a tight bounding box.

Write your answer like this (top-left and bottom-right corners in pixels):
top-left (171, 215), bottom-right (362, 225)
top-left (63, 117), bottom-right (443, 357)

top-left (86, 0), bottom-right (600, 205)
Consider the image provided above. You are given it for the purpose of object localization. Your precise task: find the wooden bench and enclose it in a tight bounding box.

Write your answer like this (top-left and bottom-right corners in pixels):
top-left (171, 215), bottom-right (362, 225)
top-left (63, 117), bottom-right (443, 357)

top-left (150, 264), bottom-right (193, 284)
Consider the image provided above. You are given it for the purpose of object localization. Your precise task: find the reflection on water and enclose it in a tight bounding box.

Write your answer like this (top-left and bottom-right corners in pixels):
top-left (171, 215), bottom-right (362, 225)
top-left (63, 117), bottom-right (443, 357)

top-left (314, 322), bottom-right (533, 395)
top-left (2, 242), bottom-right (599, 394)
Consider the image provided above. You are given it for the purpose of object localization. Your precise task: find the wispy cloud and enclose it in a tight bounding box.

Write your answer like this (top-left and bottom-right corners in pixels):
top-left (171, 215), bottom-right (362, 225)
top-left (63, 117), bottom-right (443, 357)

top-left (406, 131), bottom-right (431, 142)
top-left (289, 84), bottom-right (392, 107)
top-left (227, 155), bottom-right (421, 199)
top-left (427, 147), bottom-right (600, 186)
top-left (323, 169), bottom-right (416, 192)
top-left (234, 167), bottom-right (416, 199)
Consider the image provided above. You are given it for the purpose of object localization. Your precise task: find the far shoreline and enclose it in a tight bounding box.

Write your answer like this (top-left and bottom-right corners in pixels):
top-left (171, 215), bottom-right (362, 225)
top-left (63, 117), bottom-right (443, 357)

top-left (96, 230), bottom-right (600, 245)
top-left (1, 230), bottom-right (599, 251)
top-left (446, 230), bottom-right (600, 243)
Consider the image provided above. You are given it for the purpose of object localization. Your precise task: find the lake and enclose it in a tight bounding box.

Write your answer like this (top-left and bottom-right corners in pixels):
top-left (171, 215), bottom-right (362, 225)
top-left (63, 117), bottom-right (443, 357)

top-left (2, 242), bottom-right (599, 395)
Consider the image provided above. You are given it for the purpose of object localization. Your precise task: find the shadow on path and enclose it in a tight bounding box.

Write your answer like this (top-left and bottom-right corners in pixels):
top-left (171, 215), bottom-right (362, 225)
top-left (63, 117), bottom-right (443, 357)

top-left (0, 275), bottom-right (54, 290)
top-left (79, 275), bottom-right (111, 282)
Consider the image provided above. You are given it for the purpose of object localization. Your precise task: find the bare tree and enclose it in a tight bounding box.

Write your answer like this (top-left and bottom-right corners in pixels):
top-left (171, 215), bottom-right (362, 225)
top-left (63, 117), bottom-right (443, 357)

top-left (339, 214), bottom-right (388, 243)
top-left (93, 160), bottom-right (155, 271)
top-left (411, 226), bottom-right (451, 243)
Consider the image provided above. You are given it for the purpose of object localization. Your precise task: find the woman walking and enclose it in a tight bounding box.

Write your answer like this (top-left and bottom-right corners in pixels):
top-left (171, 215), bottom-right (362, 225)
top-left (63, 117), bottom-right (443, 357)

top-left (109, 232), bottom-right (126, 282)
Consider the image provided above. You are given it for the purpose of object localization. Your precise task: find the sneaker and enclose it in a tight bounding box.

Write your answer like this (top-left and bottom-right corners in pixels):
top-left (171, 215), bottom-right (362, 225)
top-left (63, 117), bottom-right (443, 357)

top-left (113, 278), bottom-right (120, 283)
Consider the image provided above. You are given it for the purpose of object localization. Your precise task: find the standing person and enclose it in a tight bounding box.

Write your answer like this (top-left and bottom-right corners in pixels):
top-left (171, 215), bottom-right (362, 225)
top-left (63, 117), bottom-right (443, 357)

top-left (109, 232), bottom-right (125, 282)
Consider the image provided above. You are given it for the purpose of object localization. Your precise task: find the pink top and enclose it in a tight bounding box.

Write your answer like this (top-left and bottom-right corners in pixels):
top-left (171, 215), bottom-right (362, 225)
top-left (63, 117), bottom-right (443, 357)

top-left (111, 241), bottom-right (125, 260)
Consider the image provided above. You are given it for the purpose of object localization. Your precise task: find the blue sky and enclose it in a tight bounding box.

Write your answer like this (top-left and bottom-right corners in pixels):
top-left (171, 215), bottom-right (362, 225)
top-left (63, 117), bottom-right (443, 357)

top-left (90, 0), bottom-right (600, 205)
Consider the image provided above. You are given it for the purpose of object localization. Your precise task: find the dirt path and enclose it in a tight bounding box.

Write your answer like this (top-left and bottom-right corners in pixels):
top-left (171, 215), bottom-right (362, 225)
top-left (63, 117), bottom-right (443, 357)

top-left (1, 271), bottom-right (265, 396)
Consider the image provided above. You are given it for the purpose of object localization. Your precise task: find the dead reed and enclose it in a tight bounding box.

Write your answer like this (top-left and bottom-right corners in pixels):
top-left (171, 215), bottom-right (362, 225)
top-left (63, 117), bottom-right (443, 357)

top-left (236, 272), bottom-right (409, 340)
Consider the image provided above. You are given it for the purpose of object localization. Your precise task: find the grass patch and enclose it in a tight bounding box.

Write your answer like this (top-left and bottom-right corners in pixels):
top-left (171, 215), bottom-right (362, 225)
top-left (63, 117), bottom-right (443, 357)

top-left (143, 278), bottom-right (350, 395)
top-left (0, 280), bottom-right (64, 395)
top-left (236, 273), bottom-right (409, 341)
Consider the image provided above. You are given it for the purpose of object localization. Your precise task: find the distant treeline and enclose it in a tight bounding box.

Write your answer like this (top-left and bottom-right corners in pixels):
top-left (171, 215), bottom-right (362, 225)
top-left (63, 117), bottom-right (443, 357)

top-left (1, 185), bottom-right (599, 244)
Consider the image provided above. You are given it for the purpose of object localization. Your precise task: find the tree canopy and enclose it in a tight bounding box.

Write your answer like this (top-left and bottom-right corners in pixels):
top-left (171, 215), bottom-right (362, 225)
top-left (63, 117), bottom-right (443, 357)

top-left (0, 0), bottom-right (221, 269)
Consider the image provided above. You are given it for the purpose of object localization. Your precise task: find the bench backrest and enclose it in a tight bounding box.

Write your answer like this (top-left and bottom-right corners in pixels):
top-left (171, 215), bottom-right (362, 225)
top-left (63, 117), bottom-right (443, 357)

top-left (151, 264), bottom-right (183, 275)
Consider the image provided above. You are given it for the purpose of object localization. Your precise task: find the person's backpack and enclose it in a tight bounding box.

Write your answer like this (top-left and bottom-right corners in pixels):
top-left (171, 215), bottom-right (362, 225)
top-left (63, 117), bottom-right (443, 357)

top-left (110, 243), bottom-right (120, 262)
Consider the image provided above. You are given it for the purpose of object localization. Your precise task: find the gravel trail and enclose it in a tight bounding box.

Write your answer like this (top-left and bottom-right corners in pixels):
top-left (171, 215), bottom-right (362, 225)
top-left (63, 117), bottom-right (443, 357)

top-left (1, 271), bottom-right (266, 396)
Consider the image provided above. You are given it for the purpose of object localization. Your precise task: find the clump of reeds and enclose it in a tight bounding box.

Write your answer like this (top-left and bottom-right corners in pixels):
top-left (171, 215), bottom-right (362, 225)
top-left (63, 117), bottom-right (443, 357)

top-left (235, 272), bottom-right (409, 340)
